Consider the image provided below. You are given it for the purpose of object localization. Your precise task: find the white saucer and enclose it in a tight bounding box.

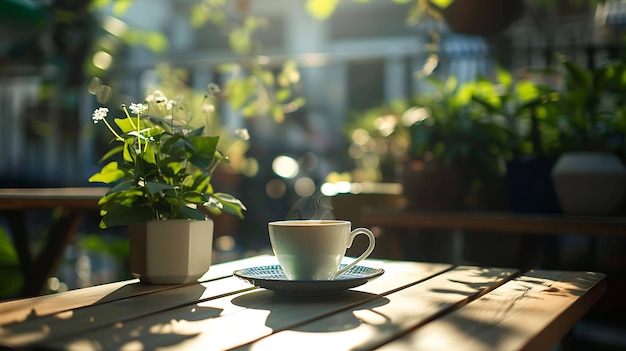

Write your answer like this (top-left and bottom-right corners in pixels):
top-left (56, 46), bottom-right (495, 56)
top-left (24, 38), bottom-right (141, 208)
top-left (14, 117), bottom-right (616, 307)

top-left (233, 264), bottom-right (384, 296)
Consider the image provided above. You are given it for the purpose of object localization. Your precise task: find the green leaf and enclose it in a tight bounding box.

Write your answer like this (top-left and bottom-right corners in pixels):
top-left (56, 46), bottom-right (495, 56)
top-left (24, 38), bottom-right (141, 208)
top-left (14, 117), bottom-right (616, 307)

top-left (79, 233), bottom-right (129, 258)
top-left (188, 127), bottom-right (205, 137)
top-left (98, 187), bottom-right (144, 209)
top-left (191, 172), bottom-right (212, 193)
top-left (275, 88), bottom-right (291, 102)
top-left (179, 206), bottom-right (207, 220)
top-left (107, 180), bottom-right (135, 194)
top-left (114, 117), bottom-right (137, 134)
top-left (89, 162), bottom-right (125, 184)
top-left (112, 0), bottom-right (133, 16)
top-left (123, 138), bottom-right (135, 163)
top-left (226, 79), bottom-right (254, 110)
top-left (183, 191), bottom-right (205, 203)
top-left (187, 135), bottom-right (219, 169)
top-left (443, 75), bottom-right (458, 94)
top-left (561, 56), bottom-right (592, 91)
top-left (161, 134), bottom-right (183, 153)
top-left (189, 3), bottom-right (208, 27)
top-left (214, 193), bottom-right (246, 218)
top-left (0, 231), bottom-right (17, 264)
top-left (145, 32), bottom-right (169, 53)
top-left (306, 0), bottom-right (339, 20)
top-left (430, 0), bottom-right (454, 9)
top-left (229, 27), bottom-right (251, 55)
top-left (140, 144), bottom-right (157, 165)
top-left (146, 182), bottom-right (175, 194)
top-left (100, 204), bottom-right (152, 228)
top-left (161, 156), bottom-right (184, 177)
top-left (496, 67), bottom-right (512, 88)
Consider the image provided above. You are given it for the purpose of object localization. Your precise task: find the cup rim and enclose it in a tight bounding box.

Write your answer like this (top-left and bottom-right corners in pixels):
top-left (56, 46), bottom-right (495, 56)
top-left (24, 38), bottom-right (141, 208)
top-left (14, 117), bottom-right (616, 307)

top-left (268, 219), bottom-right (350, 226)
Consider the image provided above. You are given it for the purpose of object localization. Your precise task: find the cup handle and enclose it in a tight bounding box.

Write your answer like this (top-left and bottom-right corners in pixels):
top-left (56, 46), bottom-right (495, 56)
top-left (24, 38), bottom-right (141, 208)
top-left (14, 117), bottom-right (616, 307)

top-left (333, 227), bottom-right (376, 279)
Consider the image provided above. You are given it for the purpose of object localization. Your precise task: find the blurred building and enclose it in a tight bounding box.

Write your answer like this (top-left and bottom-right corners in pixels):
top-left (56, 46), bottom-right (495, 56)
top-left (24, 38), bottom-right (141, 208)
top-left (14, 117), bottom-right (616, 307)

top-left (0, 0), bottom-right (624, 249)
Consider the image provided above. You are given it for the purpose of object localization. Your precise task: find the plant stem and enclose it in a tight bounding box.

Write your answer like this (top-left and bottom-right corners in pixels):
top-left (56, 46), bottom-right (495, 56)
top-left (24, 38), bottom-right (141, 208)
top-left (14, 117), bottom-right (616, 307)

top-left (102, 118), bottom-right (123, 141)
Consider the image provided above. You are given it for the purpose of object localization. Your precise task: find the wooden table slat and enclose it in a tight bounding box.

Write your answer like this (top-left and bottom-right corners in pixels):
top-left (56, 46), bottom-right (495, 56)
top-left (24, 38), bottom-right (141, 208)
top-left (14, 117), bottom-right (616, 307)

top-left (0, 276), bottom-right (256, 348)
top-left (234, 266), bottom-right (518, 351)
top-left (37, 260), bottom-right (452, 351)
top-left (0, 255), bottom-right (607, 351)
top-left (376, 270), bottom-right (607, 351)
top-left (0, 255), bottom-right (276, 327)
top-left (0, 187), bottom-right (108, 210)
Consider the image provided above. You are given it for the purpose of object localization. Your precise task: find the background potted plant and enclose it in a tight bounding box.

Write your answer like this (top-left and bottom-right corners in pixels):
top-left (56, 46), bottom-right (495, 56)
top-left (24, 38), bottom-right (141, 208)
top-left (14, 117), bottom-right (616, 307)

top-left (89, 86), bottom-right (248, 284)
top-left (550, 55), bottom-right (626, 215)
top-left (470, 66), bottom-right (563, 213)
top-left (346, 75), bottom-right (510, 211)
top-left (401, 75), bottom-right (510, 211)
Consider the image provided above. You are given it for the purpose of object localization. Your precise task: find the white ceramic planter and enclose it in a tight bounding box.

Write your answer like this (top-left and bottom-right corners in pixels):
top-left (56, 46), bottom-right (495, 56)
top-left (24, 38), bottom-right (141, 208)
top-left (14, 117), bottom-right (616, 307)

top-left (551, 152), bottom-right (626, 215)
top-left (129, 219), bottom-right (214, 284)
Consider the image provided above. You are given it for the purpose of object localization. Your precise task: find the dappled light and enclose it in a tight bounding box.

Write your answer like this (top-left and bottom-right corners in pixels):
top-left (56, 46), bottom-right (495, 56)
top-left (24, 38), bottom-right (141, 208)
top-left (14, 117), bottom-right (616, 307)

top-left (0, 0), bottom-right (623, 348)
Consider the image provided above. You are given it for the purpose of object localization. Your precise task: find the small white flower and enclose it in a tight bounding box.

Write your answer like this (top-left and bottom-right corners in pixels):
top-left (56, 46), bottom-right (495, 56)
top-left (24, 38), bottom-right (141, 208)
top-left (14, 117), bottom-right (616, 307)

top-left (208, 83), bottom-right (221, 95)
top-left (234, 128), bottom-right (250, 141)
top-left (146, 90), bottom-right (167, 103)
top-left (166, 99), bottom-right (177, 111)
top-left (201, 104), bottom-right (215, 113)
top-left (129, 103), bottom-right (147, 115)
top-left (92, 107), bottom-right (109, 124)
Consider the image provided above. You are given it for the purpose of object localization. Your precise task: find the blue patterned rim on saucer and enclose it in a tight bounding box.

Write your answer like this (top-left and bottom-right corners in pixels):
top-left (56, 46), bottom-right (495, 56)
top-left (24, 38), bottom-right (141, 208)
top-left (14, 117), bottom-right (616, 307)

top-left (233, 264), bottom-right (384, 296)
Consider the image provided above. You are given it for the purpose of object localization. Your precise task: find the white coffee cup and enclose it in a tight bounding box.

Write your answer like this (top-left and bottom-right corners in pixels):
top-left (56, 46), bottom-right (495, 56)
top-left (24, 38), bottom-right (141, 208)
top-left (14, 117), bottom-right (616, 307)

top-left (268, 220), bottom-right (376, 280)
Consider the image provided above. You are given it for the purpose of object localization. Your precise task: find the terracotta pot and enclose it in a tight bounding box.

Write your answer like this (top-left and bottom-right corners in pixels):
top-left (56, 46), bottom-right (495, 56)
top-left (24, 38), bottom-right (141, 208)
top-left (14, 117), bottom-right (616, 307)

top-left (551, 152), bottom-right (626, 216)
top-left (401, 160), bottom-right (474, 211)
top-left (129, 219), bottom-right (214, 284)
top-left (441, 0), bottom-right (525, 35)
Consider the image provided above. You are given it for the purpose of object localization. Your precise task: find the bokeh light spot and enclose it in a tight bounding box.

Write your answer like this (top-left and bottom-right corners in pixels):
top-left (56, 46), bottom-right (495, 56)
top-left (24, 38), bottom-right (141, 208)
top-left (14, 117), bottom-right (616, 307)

top-left (215, 235), bottom-right (236, 251)
top-left (320, 182), bottom-right (337, 196)
top-left (299, 152), bottom-right (318, 172)
top-left (272, 155), bottom-right (299, 179)
top-left (266, 179), bottom-right (287, 199)
top-left (240, 157), bottom-right (259, 177)
top-left (351, 128), bottom-right (370, 146)
top-left (93, 51), bottom-right (113, 70)
top-left (294, 177), bottom-right (316, 197)
top-left (401, 107), bottom-right (430, 126)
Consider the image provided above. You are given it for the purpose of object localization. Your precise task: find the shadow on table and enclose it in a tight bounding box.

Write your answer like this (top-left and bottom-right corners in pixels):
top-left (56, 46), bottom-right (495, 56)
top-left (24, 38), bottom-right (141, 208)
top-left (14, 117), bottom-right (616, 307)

top-left (231, 289), bottom-right (390, 333)
top-left (0, 282), bottom-right (223, 350)
top-left (421, 269), bottom-right (604, 350)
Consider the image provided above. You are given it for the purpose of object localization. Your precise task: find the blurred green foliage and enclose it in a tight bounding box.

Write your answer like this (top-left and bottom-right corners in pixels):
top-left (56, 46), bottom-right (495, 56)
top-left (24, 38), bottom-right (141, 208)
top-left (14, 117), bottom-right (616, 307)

top-left (0, 227), bottom-right (23, 300)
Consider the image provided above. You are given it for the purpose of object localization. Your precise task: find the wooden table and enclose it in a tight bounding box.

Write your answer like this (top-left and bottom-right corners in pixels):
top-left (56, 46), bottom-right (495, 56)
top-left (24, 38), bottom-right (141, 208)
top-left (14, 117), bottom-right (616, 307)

top-left (0, 255), bottom-right (606, 350)
top-left (0, 187), bottom-right (109, 297)
top-left (361, 208), bottom-right (626, 268)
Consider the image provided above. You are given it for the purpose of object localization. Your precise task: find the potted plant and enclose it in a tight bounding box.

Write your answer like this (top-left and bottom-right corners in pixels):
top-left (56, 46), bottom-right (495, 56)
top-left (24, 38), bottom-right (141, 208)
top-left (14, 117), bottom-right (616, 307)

top-left (89, 87), bottom-right (248, 284)
top-left (401, 75), bottom-right (511, 211)
top-left (550, 56), bottom-right (626, 215)
top-left (346, 75), bottom-right (510, 211)
top-left (470, 67), bottom-right (563, 213)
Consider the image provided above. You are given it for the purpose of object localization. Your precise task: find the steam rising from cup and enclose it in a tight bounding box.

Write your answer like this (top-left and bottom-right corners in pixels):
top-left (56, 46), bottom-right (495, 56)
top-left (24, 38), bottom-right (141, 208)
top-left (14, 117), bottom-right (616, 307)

top-left (285, 195), bottom-right (335, 220)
